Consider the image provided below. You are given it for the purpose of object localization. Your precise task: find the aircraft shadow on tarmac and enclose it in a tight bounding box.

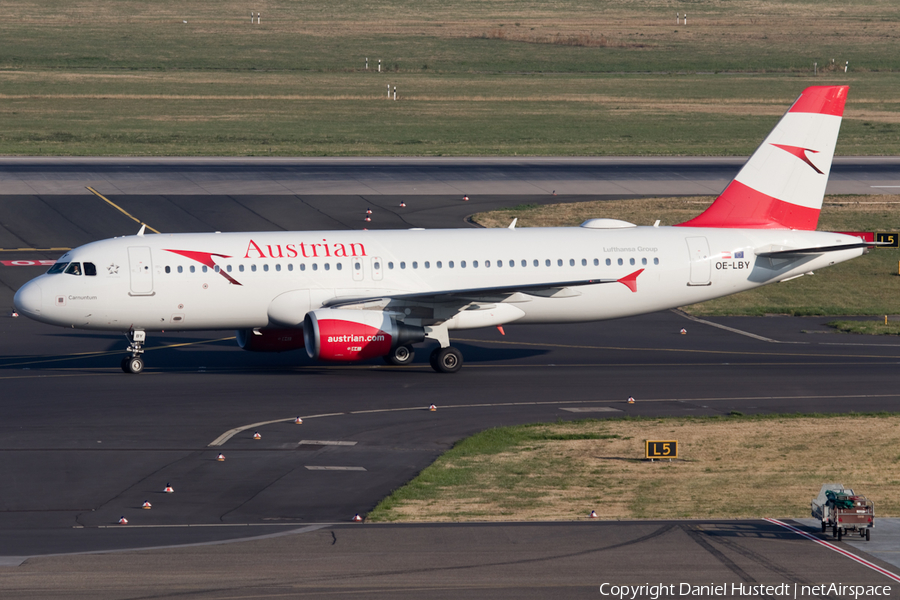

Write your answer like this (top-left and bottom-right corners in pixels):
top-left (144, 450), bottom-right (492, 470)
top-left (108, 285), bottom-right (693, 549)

top-left (0, 335), bottom-right (548, 371)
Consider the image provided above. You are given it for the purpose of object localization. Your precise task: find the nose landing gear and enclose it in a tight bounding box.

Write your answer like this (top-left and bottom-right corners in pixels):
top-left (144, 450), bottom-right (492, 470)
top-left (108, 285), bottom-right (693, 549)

top-left (121, 329), bottom-right (146, 374)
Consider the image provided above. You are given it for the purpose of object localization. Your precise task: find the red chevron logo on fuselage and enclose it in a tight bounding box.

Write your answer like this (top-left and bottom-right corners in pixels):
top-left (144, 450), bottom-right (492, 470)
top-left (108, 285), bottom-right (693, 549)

top-left (771, 144), bottom-right (824, 174)
top-left (164, 249), bottom-right (243, 286)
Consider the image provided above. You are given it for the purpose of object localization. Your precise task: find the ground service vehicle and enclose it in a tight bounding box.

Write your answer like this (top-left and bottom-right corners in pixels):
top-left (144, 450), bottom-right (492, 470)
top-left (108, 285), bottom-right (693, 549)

top-left (811, 483), bottom-right (874, 541)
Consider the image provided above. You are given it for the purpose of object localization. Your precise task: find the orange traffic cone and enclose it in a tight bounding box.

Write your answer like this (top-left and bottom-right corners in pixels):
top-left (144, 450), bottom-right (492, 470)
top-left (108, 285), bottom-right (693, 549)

top-left (352, 514), bottom-right (363, 522)
top-left (142, 501), bottom-right (152, 510)
top-left (627, 396), bottom-right (635, 404)
top-left (462, 195), bottom-right (469, 201)
top-left (366, 208), bottom-right (372, 214)
top-left (429, 404), bottom-right (436, 412)
top-left (680, 328), bottom-right (687, 335)
top-left (253, 431), bottom-right (261, 440)
top-left (164, 483), bottom-right (174, 493)
top-left (294, 417), bottom-right (303, 425)
top-left (399, 202), bottom-right (406, 208)
top-left (118, 516), bottom-right (128, 525)
top-left (364, 216), bottom-right (371, 222)
top-left (11, 311), bottom-right (18, 318)
top-left (217, 453), bottom-right (225, 461)
top-left (589, 510), bottom-right (598, 518)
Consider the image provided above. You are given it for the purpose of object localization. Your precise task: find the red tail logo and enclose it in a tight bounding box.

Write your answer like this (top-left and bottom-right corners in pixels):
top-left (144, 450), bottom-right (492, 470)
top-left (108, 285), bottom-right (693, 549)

top-left (771, 144), bottom-right (824, 174)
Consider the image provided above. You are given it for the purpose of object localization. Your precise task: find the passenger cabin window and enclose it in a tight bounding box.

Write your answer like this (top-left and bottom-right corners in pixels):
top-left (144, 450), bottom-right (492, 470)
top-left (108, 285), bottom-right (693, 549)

top-left (47, 262), bottom-right (68, 274)
top-left (165, 266), bottom-right (171, 274)
top-left (84, 262), bottom-right (97, 276)
top-left (65, 262), bottom-right (82, 276)
top-left (178, 266), bottom-right (184, 273)
top-left (654, 258), bottom-right (660, 265)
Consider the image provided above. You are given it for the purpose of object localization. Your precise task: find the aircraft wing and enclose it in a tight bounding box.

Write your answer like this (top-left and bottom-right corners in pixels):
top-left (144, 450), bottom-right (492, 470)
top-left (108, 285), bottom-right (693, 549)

top-left (323, 269), bottom-right (644, 309)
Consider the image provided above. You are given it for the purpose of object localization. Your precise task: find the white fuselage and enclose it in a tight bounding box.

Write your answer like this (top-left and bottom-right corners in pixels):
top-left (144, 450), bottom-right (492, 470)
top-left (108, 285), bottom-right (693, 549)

top-left (14, 225), bottom-right (863, 333)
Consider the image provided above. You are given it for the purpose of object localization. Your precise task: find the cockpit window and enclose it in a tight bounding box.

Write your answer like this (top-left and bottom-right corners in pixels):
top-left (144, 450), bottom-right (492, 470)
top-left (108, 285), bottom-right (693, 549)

top-left (64, 262), bottom-right (82, 276)
top-left (84, 262), bottom-right (97, 276)
top-left (47, 262), bottom-right (69, 274)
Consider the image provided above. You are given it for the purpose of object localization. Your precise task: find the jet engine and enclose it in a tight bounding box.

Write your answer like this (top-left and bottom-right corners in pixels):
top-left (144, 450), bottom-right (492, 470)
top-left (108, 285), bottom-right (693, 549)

top-left (303, 309), bottom-right (424, 361)
top-left (236, 328), bottom-right (305, 352)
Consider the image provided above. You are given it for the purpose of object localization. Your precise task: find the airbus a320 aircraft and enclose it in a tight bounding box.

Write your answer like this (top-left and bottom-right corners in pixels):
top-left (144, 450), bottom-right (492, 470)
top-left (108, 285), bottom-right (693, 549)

top-left (15, 85), bottom-right (871, 374)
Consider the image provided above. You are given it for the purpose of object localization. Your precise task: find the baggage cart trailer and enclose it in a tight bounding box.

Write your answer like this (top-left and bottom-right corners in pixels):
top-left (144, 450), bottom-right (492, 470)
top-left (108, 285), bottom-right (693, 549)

top-left (811, 483), bottom-right (874, 541)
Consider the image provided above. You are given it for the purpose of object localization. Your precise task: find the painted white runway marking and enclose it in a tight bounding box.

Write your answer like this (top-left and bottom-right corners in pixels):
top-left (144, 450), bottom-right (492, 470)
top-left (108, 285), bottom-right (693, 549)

top-left (765, 518), bottom-right (900, 583)
top-left (305, 466), bottom-right (366, 471)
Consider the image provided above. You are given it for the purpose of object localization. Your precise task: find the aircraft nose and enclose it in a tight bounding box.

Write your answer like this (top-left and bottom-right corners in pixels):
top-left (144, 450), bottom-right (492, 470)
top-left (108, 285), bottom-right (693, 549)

top-left (14, 280), bottom-right (43, 316)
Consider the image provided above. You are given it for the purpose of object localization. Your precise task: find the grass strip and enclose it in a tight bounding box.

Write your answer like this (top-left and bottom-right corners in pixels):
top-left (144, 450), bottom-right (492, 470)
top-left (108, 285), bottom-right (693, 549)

top-left (0, 0), bottom-right (899, 155)
top-left (828, 320), bottom-right (900, 335)
top-left (473, 195), bottom-right (900, 316)
top-left (368, 413), bottom-right (900, 522)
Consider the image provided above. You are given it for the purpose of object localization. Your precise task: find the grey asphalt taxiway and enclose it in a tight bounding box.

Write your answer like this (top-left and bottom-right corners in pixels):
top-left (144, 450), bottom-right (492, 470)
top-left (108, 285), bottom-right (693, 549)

top-left (1, 159), bottom-right (899, 597)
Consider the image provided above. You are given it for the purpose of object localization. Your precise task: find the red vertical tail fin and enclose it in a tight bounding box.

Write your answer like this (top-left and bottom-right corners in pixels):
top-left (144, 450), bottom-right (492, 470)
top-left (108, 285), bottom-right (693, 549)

top-left (677, 86), bottom-right (848, 230)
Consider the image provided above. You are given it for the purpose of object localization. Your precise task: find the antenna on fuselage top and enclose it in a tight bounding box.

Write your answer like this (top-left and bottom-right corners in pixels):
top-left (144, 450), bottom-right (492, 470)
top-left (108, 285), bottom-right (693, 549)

top-left (508, 218), bottom-right (518, 229)
top-left (137, 224), bottom-right (146, 236)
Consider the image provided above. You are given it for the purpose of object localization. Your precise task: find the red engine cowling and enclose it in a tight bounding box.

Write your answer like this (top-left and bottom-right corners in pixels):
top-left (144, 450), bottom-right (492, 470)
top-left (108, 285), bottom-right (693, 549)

top-left (303, 309), bottom-right (424, 361)
top-left (236, 328), bottom-right (305, 352)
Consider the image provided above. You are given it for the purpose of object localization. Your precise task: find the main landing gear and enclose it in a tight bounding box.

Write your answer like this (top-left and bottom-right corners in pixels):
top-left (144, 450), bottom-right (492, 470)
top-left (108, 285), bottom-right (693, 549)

top-left (383, 344), bottom-right (416, 366)
top-left (383, 343), bottom-right (464, 373)
top-left (121, 329), bottom-right (146, 374)
top-left (429, 346), bottom-right (463, 374)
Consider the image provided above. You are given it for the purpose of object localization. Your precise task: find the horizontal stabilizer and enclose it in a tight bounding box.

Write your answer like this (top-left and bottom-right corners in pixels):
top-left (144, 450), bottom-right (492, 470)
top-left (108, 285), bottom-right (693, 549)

top-left (755, 242), bottom-right (886, 257)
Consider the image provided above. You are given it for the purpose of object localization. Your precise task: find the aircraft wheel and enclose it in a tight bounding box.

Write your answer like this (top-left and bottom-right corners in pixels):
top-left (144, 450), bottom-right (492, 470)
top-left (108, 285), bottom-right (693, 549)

top-left (121, 357), bottom-right (131, 373)
top-left (837, 527), bottom-right (843, 541)
top-left (126, 356), bottom-right (144, 374)
top-left (430, 346), bottom-right (463, 373)
top-left (383, 345), bottom-right (415, 366)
